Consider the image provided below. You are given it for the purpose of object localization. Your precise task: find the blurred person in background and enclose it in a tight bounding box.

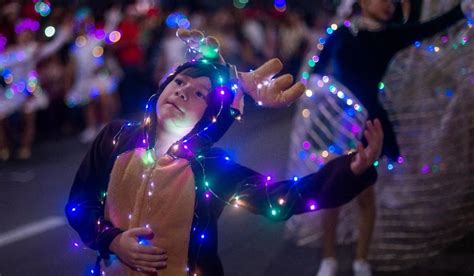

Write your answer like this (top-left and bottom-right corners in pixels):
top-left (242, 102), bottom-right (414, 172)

top-left (0, 14), bottom-right (72, 160)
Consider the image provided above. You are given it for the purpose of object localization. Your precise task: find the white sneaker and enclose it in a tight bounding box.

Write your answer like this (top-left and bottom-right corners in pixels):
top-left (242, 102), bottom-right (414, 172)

top-left (79, 127), bottom-right (98, 144)
top-left (316, 257), bottom-right (338, 276)
top-left (353, 259), bottom-right (372, 276)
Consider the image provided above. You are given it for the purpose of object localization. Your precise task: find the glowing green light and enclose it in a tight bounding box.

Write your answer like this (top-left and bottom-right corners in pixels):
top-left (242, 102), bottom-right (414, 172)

top-left (308, 59), bottom-right (316, 67)
top-left (5, 89), bottom-right (13, 99)
top-left (233, 0), bottom-right (246, 9)
top-left (201, 44), bottom-right (219, 59)
top-left (271, 209), bottom-right (277, 216)
top-left (378, 82), bottom-right (385, 90)
top-left (302, 71), bottom-right (310, 79)
top-left (373, 161), bottom-right (379, 167)
top-left (142, 150), bottom-right (155, 165)
top-left (205, 181), bottom-right (209, 187)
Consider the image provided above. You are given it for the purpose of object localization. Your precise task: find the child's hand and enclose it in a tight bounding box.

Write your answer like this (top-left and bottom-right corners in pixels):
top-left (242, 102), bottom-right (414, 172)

top-left (109, 227), bottom-right (167, 273)
top-left (350, 119), bottom-right (384, 175)
top-left (238, 58), bottom-right (306, 108)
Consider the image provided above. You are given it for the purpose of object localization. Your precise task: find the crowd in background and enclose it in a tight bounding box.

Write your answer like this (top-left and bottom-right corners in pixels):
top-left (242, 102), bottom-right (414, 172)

top-left (0, 0), bottom-right (335, 160)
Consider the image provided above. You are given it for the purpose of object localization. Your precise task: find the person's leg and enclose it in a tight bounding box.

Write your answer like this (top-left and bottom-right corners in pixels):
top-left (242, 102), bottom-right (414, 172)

top-left (80, 101), bottom-right (98, 143)
top-left (18, 111), bottom-right (36, 160)
top-left (317, 208), bottom-right (340, 276)
top-left (98, 93), bottom-right (117, 127)
top-left (353, 186), bottom-right (376, 276)
top-left (0, 118), bottom-right (10, 161)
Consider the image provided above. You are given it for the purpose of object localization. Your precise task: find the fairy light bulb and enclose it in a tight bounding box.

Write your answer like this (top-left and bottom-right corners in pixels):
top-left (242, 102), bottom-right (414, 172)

top-left (278, 198), bottom-right (286, 205)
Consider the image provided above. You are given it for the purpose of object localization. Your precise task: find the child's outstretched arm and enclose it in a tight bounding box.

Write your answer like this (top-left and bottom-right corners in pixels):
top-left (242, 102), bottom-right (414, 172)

top-left (204, 120), bottom-right (382, 220)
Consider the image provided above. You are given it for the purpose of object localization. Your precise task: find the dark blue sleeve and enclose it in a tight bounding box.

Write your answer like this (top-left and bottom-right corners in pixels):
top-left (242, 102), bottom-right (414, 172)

top-left (385, 4), bottom-right (464, 51)
top-left (311, 30), bottom-right (338, 76)
top-left (65, 120), bottom-right (129, 258)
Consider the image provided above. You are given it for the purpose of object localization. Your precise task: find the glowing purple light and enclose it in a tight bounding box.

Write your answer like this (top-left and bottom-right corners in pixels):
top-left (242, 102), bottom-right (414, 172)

top-left (421, 164), bottom-right (430, 174)
top-left (302, 141), bottom-right (311, 150)
top-left (351, 124), bottom-right (361, 134)
top-left (73, 242), bottom-right (79, 247)
top-left (15, 19), bottom-right (40, 34)
top-left (397, 156), bottom-right (404, 164)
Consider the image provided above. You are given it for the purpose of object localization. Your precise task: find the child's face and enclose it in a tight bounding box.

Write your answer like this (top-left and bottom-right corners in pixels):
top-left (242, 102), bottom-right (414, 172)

top-left (156, 73), bottom-right (211, 130)
top-left (360, 0), bottom-right (395, 22)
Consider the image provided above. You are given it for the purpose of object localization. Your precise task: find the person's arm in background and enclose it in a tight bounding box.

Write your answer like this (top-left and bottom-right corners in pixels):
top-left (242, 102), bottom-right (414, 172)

top-left (386, 3), bottom-right (465, 50)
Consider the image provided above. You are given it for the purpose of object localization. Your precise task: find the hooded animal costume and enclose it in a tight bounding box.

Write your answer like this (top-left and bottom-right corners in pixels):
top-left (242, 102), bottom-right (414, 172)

top-left (66, 57), bottom-right (377, 275)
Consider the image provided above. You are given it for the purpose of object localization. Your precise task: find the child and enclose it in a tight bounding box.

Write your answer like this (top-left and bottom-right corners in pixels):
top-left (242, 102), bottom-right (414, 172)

top-left (66, 31), bottom-right (383, 275)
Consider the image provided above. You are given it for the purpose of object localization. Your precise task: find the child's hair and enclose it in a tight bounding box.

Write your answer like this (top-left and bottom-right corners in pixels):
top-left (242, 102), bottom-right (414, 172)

top-left (144, 60), bottom-right (238, 157)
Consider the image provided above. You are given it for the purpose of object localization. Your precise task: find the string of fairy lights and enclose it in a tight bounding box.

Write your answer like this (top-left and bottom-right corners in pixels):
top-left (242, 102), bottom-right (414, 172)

top-left (67, 33), bottom-right (325, 274)
top-left (64, 2), bottom-right (474, 275)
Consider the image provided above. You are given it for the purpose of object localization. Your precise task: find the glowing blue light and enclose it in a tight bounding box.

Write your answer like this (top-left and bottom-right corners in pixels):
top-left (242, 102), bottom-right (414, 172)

top-left (445, 89), bottom-right (453, 97)
top-left (326, 28), bottom-right (333, 35)
top-left (387, 163), bottom-right (394, 170)
top-left (293, 176), bottom-right (298, 182)
top-left (71, 207), bottom-right (76, 212)
top-left (328, 145), bottom-right (336, 153)
top-left (414, 41), bottom-right (421, 48)
top-left (201, 234), bottom-right (205, 239)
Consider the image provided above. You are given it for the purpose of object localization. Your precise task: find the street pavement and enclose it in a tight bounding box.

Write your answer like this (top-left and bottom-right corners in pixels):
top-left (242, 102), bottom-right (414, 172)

top-left (1, 103), bottom-right (473, 276)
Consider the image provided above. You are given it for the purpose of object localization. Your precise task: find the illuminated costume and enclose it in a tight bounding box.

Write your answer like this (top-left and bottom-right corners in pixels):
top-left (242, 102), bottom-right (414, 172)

top-left (286, 0), bottom-right (473, 271)
top-left (66, 30), bottom-right (377, 275)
